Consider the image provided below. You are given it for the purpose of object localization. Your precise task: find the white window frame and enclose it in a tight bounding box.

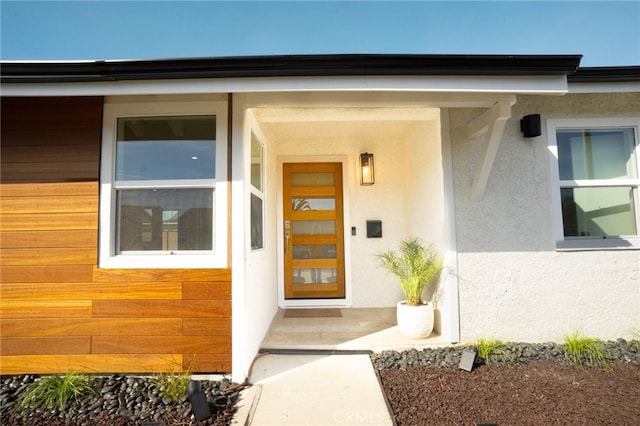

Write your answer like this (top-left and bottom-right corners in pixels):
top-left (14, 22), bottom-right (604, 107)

top-left (99, 101), bottom-right (228, 268)
top-left (547, 117), bottom-right (640, 250)
top-left (249, 130), bottom-right (266, 251)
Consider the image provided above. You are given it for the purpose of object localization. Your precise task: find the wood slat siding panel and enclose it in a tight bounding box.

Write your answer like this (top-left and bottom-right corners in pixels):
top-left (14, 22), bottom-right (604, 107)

top-left (1, 195), bottom-right (99, 214)
top-left (1, 97), bottom-right (232, 375)
top-left (1, 318), bottom-right (183, 337)
top-left (0, 230), bottom-right (96, 249)
top-left (0, 301), bottom-right (93, 319)
top-left (182, 318), bottom-right (231, 336)
top-left (184, 354), bottom-right (231, 373)
top-left (1, 182), bottom-right (98, 197)
top-left (2, 248), bottom-right (97, 266)
top-left (0, 265), bottom-right (95, 283)
top-left (1, 337), bottom-right (91, 356)
top-left (182, 282), bottom-right (231, 300)
top-left (0, 213), bottom-right (98, 231)
top-left (1, 127), bottom-right (103, 147)
top-left (92, 336), bottom-right (230, 355)
top-left (1, 144), bottom-right (100, 163)
top-left (92, 267), bottom-right (231, 282)
top-left (92, 300), bottom-right (231, 318)
top-left (1, 162), bottom-right (99, 183)
top-left (0, 354), bottom-right (182, 375)
top-left (1, 97), bottom-right (103, 128)
top-left (1, 282), bottom-right (182, 301)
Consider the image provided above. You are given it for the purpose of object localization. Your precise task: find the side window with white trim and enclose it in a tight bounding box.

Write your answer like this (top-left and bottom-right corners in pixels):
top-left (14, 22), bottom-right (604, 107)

top-left (99, 102), bottom-right (228, 268)
top-left (547, 118), bottom-right (640, 249)
top-left (250, 131), bottom-right (265, 250)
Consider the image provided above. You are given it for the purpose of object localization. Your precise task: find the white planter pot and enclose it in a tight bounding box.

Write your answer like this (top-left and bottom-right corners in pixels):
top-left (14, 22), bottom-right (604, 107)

top-left (396, 301), bottom-right (434, 339)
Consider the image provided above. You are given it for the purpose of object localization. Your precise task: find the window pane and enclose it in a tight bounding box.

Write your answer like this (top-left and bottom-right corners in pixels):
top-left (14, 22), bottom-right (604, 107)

top-left (561, 187), bottom-right (637, 237)
top-left (291, 197), bottom-right (335, 211)
top-left (251, 132), bottom-right (263, 191)
top-left (251, 194), bottom-right (263, 250)
top-left (292, 220), bottom-right (336, 235)
top-left (291, 172), bottom-right (334, 186)
top-left (116, 116), bottom-right (216, 180)
top-left (117, 189), bottom-right (213, 251)
top-left (292, 244), bottom-right (337, 259)
top-left (293, 268), bottom-right (337, 284)
top-left (557, 128), bottom-right (637, 180)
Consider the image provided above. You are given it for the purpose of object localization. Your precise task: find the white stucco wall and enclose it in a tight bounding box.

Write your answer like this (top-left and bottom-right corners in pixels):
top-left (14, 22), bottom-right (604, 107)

top-left (450, 93), bottom-right (640, 343)
top-left (231, 104), bottom-right (279, 382)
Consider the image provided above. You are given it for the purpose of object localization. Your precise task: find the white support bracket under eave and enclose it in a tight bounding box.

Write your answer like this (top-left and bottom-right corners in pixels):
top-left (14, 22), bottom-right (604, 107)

top-left (467, 97), bottom-right (516, 201)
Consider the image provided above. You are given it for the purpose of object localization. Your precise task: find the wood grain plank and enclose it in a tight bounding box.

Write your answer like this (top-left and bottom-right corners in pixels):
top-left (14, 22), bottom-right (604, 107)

top-left (92, 336), bottom-right (230, 354)
top-left (0, 182), bottom-right (98, 197)
top-left (182, 282), bottom-right (231, 300)
top-left (0, 162), bottom-right (99, 183)
top-left (2, 248), bottom-right (97, 266)
top-left (92, 300), bottom-right (231, 318)
top-left (0, 265), bottom-right (94, 283)
top-left (184, 354), bottom-right (231, 373)
top-left (0, 301), bottom-right (92, 319)
top-left (1, 282), bottom-right (182, 301)
top-left (1, 318), bottom-right (183, 337)
top-left (1, 144), bottom-right (99, 164)
top-left (182, 318), bottom-right (231, 336)
top-left (0, 230), bottom-right (97, 249)
top-left (0, 127), bottom-right (101, 147)
top-left (1, 337), bottom-right (91, 356)
top-left (93, 267), bottom-right (231, 283)
top-left (0, 354), bottom-right (183, 375)
top-left (0, 213), bottom-right (98, 231)
top-left (0, 196), bottom-right (98, 214)
top-left (1, 97), bottom-right (103, 128)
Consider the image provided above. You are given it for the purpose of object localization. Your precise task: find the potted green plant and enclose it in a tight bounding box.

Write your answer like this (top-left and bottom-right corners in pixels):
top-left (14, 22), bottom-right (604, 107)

top-left (375, 237), bottom-right (443, 339)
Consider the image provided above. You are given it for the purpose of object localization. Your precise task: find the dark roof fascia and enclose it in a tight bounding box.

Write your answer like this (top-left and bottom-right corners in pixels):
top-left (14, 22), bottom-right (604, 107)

top-left (568, 66), bottom-right (640, 83)
top-left (1, 54), bottom-right (583, 84)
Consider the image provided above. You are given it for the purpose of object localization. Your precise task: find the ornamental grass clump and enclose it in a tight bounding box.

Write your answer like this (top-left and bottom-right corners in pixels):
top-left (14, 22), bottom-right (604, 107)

top-left (563, 330), bottom-right (609, 369)
top-left (152, 361), bottom-right (192, 403)
top-left (18, 371), bottom-right (95, 413)
top-left (376, 237), bottom-right (443, 305)
top-left (475, 338), bottom-right (519, 365)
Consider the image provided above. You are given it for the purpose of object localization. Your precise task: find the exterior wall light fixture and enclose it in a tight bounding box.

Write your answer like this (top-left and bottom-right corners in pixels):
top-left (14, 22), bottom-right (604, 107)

top-left (360, 152), bottom-right (375, 186)
top-left (520, 114), bottom-right (541, 138)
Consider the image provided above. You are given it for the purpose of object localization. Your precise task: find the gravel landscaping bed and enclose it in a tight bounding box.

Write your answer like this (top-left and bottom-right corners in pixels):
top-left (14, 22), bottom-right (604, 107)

top-left (373, 340), bottom-right (640, 426)
top-left (0, 374), bottom-right (242, 425)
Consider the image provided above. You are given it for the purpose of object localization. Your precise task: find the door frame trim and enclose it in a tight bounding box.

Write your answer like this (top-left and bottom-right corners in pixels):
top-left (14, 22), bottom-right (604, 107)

top-left (277, 155), bottom-right (353, 308)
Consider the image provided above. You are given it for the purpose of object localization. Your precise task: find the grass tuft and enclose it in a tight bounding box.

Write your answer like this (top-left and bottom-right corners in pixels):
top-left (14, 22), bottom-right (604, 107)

top-left (18, 371), bottom-right (95, 413)
top-left (474, 338), bottom-right (518, 365)
top-left (152, 360), bottom-right (192, 403)
top-left (562, 330), bottom-right (609, 369)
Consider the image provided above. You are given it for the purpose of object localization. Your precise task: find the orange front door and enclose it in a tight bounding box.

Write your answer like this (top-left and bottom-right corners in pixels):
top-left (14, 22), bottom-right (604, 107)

top-left (282, 163), bottom-right (345, 299)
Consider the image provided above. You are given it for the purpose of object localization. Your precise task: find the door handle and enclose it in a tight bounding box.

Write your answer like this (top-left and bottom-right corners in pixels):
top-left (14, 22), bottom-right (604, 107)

top-left (284, 231), bottom-right (290, 253)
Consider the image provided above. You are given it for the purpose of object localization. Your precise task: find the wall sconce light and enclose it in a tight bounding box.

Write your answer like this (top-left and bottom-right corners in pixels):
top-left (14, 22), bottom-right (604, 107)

top-left (520, 114), bottom-right (541, 138)
top-left (360, 152), bottom-right (375, 186)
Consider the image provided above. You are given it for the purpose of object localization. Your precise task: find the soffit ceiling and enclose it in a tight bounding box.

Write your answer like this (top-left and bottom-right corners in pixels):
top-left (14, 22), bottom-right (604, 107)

top-left (253, 107), bottom-right (440, 141)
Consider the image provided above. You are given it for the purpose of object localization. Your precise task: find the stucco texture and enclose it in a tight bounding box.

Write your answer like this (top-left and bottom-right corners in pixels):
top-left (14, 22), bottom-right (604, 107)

top-left (449, 93), bottom-right (640, 343)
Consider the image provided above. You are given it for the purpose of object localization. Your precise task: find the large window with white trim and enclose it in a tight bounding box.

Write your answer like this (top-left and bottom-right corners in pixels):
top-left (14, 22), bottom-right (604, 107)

top-left (548, 117), bottom-right (640, 249)
top-left (100, 102), bottom-right (228, 268)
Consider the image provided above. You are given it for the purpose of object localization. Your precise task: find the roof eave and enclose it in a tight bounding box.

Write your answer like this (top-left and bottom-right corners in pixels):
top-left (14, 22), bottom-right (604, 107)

top-left (0, 54), bottom-right (583, 84)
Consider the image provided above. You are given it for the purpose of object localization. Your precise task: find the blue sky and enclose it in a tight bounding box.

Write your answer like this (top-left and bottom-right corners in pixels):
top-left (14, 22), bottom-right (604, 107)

top-left (1, 1), bottom-right (639, 67)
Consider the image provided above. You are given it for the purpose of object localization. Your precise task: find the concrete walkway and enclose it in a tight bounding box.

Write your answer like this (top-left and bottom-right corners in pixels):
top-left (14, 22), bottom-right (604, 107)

top-left (232, 353), bottom-right (395, 425)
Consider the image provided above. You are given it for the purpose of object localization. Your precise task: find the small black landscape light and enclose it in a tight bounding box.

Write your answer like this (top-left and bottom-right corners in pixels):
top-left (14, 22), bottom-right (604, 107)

top-left (520, 114), bottom-right (541, 138)
top-left (360, 152), bottom-right (375, 185)
top-left (188, 379), bottom-right (211, 421)
top-left (458, 346), bottom-right (478, 372)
